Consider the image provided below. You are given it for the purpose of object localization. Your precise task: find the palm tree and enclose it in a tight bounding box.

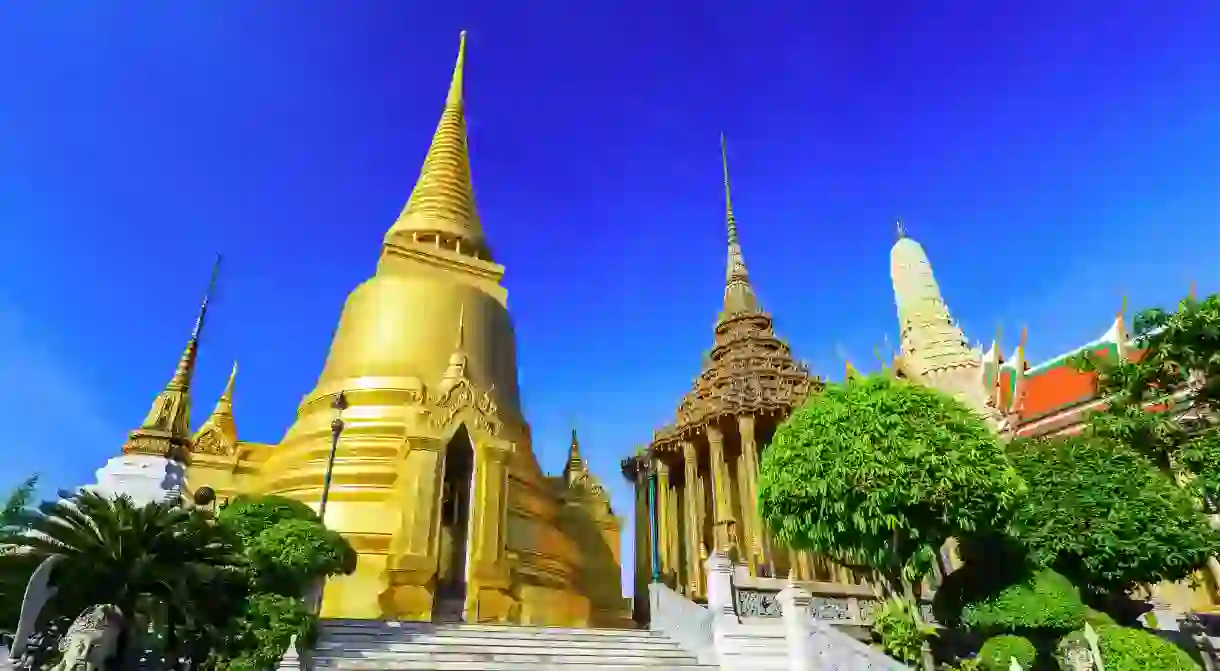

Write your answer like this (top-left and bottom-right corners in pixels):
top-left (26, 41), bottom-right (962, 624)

top-left (0, 490), bottom-right (245, 669)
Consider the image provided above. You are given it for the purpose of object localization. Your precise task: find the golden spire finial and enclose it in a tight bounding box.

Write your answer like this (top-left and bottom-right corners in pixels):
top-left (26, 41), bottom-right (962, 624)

top-left (220, 360), bottom-right (238, 402)
top-left (720, 134), bottom-right (759, 315)
top-left (1188, 280), bottom-right (1198, 301)
top-left (168, 254), bottom-right (222, 391)
top-left (124, 256), bottom-right (222, 461)
top-left (1119, 295), bottom-right (1128, 319)
top-left (386, 31), bottom-right (483, 247)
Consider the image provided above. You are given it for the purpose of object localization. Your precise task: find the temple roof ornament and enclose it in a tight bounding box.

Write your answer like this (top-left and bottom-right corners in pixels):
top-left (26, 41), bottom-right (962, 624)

top-left (191, 361), bottom-right (238, 457)
top-left (651, 138), bottom-right (821, 449)
top-left (123, 255), bottom-right (221, 461)
top-left (384, 31), bottom-right (485, 252)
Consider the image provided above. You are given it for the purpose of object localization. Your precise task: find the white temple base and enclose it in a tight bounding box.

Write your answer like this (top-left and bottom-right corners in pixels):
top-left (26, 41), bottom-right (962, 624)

top-left (88, 454), bottom-right (185, 506)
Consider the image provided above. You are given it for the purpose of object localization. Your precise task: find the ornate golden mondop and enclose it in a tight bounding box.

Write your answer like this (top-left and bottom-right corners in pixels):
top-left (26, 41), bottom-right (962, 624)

top-left (171, 32), bottom-right (624, 626)
top-left (625, 136), bottom-right (831, 607)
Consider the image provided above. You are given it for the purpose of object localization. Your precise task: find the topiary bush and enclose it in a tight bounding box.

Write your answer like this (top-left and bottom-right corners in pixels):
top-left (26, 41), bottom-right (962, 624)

top-left (1093, 625), bottom-right (1199, 671)
top-left (977, 635), bottom-right (1035, 671)
top-left (935, 563), bottom-right (1086, 637)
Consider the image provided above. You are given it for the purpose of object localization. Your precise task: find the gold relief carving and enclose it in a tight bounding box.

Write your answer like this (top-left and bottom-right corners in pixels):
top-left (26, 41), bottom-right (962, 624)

top-left (191, 429), bottom-right (231, 456)
top-left (430, 378), bottom-right (501, 437)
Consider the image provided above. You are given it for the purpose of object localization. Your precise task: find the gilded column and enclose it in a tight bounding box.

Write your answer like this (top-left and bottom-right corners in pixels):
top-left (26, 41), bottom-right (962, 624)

top-left (667, 474), bottom-right (682, 588)
top-left (681, 441), bottom-right (703, 597)
top-left (656, 460), bottom-right (674, 583)
top-left (467, 440), bottom-right (515, 623)
top-left (706, 425), bottom-right (738, 555)
top-left (737, 414), bottom-right (768, 570)
top-left (733, 453), bottom-right (753, 572)
top-left (379, 437), bottom-right (446, 620)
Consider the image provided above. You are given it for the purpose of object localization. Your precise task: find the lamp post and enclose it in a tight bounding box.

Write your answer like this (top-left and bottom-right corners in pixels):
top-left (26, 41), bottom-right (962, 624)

top-left (313, 391), bottom-right (348, 620)
top-left (318, 391), bottom-right (348, 524)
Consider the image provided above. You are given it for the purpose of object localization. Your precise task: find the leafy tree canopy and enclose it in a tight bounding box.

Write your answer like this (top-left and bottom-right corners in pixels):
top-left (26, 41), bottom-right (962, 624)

top-left (1003, 435), bottom-right (1220, 594)
top-left (1072, 292), bottom-right (1220, 503)
top-left (1, 475), bottom-right (38, 531)
top-left (216, 495), bottom-right (356, 598)
top-left (207, 495), bottom-right (356, 671)
top-left (758, 374), bottom-right (1024, 589)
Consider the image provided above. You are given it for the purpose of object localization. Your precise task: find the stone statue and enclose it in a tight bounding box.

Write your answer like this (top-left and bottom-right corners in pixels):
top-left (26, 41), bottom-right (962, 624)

top-left (1058, 635), bottom-right (1095, 671)
top-left (50, 605), bottom-right (122, 671)
top-left (8, 554), bottom-right (62, 661)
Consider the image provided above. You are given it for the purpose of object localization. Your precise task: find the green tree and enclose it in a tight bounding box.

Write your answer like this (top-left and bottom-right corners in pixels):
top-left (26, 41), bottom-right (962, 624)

top-left (759, 375), bottom-right (1024, 670)
top-left (1072, 291), bottom-right (1220, 502)
top-left (1, 475), bottom-right (37, 531)
top-left (759, 375), bottom-right (1024, 594)
top-left (1, 475), bottom-right (40, 635)
top-left (204, 495), bottom-right (356, 671)
top-left (1003, 435), bottom-right (1220, 596)
top-left (0, 490), bottom-right (244, 668)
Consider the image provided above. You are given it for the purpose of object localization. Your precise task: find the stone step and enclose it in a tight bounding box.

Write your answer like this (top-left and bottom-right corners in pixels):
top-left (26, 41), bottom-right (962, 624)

top-left (315, 650), bottom-right (700, 665)
top-left (321, 621), bottom-right (652, 637)
top-left (314, 661), bottom-right (715, 671)
top-left (314, 639), bottom-right (690, 655)
top-left (321, 628), bottom-right (670, 645)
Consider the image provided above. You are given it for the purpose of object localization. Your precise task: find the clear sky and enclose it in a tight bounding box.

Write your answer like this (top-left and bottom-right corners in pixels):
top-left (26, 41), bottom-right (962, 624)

top-left (1, 2), bottom-right (1218, 597)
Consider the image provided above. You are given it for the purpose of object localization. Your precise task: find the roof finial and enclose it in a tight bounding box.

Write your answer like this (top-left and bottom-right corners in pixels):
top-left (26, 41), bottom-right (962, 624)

top-left (721, 133), bottom-right (738, 246)
top-left (448, 31), bottom-right (467, 107)
top-left (719, 134), bottom-right (759, 315)
top-left (1188, 279), bottom-right (1198, 301)
top-left (896, 219), bottom-right (905, 239)
top-left (169, 253), bottom-right (222, 390)
top-left (387, 31), bottom-right (483, 247)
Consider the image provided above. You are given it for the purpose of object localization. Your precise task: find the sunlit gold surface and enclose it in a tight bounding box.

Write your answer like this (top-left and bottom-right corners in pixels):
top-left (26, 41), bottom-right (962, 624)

top-left (181, 33), bottom-right (625, 626)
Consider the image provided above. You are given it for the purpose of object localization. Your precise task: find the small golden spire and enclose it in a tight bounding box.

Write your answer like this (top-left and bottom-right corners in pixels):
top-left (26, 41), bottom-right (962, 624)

top-left (124, 256), bottom-right (222, 461)
top-left (566, 427), bottom-right (584, 473)
top-left (443, 304), bottom-right (469, 381)
top-left (193, 360), bottom-right (239, 452)
top-left (387, 31), bottom-right (483, 247)
top-left (1188, 280), bottom-right (1198, 301)
top-left (720, 134), bottom-right (759, 315)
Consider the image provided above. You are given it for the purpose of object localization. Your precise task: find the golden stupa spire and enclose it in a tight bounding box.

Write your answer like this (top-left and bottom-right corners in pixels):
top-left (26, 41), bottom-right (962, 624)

top-left (192, 361), bottom-right (239, 454)
top-left (386, 31), bottom-right (484, 248)
top-left (124, 255), bottom-right (222, 460)
top-left (720, 134), bottom-right (760, 316)
top-left (566, 427), bottom-right (584, 471)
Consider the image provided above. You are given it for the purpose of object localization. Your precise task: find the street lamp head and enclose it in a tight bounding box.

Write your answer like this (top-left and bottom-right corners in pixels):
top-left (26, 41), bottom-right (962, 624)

top-left (193, 486), bottom-right (216, 507)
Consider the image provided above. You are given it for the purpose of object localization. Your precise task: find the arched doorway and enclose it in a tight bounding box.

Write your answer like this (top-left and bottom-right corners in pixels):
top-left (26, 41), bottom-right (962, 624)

top-left (434, 425), bottom-right (475, 622)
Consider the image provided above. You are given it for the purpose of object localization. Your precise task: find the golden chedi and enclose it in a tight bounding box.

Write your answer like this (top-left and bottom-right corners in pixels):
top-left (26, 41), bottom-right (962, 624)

top-left (111, 32), bottom-right (625, 627)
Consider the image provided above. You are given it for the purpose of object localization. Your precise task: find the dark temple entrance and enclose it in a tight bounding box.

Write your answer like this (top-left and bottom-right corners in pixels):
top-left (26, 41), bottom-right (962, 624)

top-left (434, 426), bottom-right (474, 622)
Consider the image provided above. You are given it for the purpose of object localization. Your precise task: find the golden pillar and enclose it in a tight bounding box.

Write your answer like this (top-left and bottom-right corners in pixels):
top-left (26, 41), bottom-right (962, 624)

top-left (656, 460), bottom-right (674, 582)
top-left (706, 425), bottom-right (737, 554)
top-left (733, 453), bottom-right (752, 570)
top-left (737, 414), bottom-right (768, 570)
top-left (378, 437), bottom-right (447, 620)
top-left (667, 471), bottom-right (681, 587)
top-left (681, 441), bottom-right (703, 597)
top-left (467, 439), bottom-right (515, 622)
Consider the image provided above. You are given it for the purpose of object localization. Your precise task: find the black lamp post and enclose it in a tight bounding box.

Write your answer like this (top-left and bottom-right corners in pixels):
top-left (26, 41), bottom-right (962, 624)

top-left (318, 391), bottom-right (348, 524)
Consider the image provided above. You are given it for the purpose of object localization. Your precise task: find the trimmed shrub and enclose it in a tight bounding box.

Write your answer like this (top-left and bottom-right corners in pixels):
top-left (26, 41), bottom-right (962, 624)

top-left (1094, 625), bottom-right (1199, 671)
top-left (978, 635), bottom-right (1035, 671)
top-left (936, 565), bottom-right (1086, 637)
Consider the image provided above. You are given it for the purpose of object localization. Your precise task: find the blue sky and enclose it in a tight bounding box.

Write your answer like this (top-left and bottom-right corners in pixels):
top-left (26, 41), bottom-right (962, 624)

top-left (1, 2), bottom-right (1218, 596)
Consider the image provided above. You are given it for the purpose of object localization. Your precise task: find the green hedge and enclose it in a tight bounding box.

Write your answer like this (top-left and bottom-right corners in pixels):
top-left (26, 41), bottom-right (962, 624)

top-left (936, 566), bottom-right (1086, 636)
top-left (1093, 625), bottom-right (1199, 671)
top-left (978, 635), bottom-right (1036, 671)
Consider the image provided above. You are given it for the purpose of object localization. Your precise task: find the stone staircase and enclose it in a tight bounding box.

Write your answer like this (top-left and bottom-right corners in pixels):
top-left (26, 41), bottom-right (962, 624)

top-left (311, 619), bottom-right (721, 670)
